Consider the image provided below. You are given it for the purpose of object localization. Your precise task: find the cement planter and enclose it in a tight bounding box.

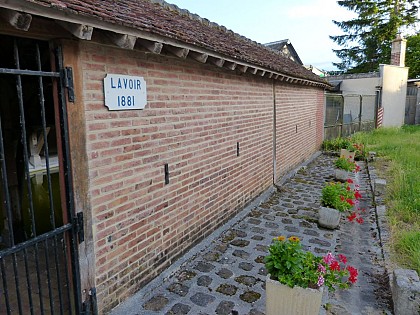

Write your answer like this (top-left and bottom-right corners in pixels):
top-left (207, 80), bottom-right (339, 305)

top-left (266, 276), bottom-right (323, 315)
top-left (340, 149), bottom-right (355, 162)
top-left (335, 168), bottom-right (351, 182)
top-left (318, 206), bottom-right (341, 229)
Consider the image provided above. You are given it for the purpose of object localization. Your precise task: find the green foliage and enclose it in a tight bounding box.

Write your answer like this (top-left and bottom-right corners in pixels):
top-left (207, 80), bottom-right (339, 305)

top-left (321, 182), bottom-right (355, 212)
top-left (395, 230), bottom-right (420, 273)
top-left (330, 0), bottom-right (419, 73)
top-left (335, 157), bottom-right (356, 171)
top-left (264, 237), bottom-right (358, 291)
top-left (322, 137), bottom-right (352, 151)
top-left (356, 126), bottom-right (420, 274)
top-left (406, 33), bottom-right (420, 78)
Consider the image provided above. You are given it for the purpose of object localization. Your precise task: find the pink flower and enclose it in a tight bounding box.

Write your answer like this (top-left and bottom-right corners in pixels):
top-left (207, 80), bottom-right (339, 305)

top-left (317, 275), bottom-right (325, 287)
top-left (323, 252), bottom-right (335, 265)
top-left (318, 263), bottom-right (326, 274)
top-left (338, 254), bottom-right (347, 264)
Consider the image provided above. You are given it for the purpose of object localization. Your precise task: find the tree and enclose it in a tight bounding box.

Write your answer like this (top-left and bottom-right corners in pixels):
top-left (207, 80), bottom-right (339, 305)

top-left (330, 0), bottom-right (419, 73)
top-left (406, 33), bottom-right (420, 78)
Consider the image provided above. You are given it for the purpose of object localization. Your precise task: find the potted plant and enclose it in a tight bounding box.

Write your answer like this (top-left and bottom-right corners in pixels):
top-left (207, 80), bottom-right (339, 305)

top-left (339, 148), bottom-right (355, 162)
top-left (319, 181), bottom-right (356, 229)
top-left (350, 142), bottom-right (367, 161)
top-left (264, 236), bottom-right (358, 315)
top-left (334, 157), bottom-right (360, 181)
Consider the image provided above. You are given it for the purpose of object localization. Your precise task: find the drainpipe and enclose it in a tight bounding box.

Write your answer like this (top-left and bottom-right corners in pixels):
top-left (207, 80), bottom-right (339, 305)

top-left (272, 80), bottom-right (277, 184)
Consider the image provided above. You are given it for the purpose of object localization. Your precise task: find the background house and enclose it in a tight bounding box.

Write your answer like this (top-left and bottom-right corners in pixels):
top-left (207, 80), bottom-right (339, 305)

top-left (0, 1), bottom-right (329, 313)
top-left (265, 39), bottom-right (303, 65)
top-left (326, 35), bottom-right (409, 132)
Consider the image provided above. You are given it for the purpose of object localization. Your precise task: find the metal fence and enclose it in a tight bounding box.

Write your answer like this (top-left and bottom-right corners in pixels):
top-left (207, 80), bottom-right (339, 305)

top-left (324, 93), bottom-right (378, 140)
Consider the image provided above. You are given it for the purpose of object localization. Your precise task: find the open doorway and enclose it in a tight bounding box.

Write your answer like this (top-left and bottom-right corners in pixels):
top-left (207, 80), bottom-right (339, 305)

top-left (0, 34), bottom-right (81, 315)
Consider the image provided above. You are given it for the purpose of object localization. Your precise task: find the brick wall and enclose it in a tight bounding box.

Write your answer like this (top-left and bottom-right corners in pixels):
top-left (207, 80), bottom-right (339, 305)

top-left (79, 42), bottom-right (276, 312)
top-left (275, 84), bottom-right (324, 178)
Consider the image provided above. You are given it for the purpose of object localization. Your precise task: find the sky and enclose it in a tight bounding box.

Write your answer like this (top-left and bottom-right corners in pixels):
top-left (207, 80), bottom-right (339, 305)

top-left (167, 0), bottom-right (357, 71)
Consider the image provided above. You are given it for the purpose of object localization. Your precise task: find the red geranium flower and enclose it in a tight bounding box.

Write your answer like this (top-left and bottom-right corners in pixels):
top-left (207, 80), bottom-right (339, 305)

top-left (347, 179), bottom-right (354, 184)
top-left (354, 191), bottom-right (362, 199)
top-left (347, 212), bottom-right (357, 222)
top-left (338, 254), bottom-right (347, 264)
top-left (346, 199), bottom-right (355, 206)
top-left (356, 217), bottom-right (364, 224)
top-left (330, 261), bottom-right (341, 271)
top-left (347, 266), bottom-right (358, 283)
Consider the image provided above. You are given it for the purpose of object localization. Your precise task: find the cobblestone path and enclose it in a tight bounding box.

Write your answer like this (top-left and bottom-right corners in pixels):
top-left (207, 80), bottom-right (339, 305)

top-left (110, 154), bottom-right (392, 315)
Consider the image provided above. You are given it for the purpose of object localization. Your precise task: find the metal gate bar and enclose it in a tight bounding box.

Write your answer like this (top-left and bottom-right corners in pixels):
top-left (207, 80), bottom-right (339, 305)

top-left (0, 35), bottom-right (82, 314)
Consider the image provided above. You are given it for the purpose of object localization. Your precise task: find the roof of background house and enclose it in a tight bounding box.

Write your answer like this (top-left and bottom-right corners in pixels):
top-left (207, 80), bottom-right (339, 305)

top-left (264, 39), bottom-right (303, 65)
top-left (8, 0), bottom-right (329, 86)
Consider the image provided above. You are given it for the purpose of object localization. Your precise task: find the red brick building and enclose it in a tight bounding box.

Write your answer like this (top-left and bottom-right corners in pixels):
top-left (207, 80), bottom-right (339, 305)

top-left (0, 1), bottom-right (329, 313)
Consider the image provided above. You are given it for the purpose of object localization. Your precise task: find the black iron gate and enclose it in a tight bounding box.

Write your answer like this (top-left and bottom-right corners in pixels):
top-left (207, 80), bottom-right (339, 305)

top-left (0, 35), bottom-right (83, 314)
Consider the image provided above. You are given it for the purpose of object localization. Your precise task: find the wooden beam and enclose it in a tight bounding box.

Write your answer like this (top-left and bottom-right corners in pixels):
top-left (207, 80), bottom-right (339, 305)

top-left (189, 51), bottom-right (208, 63)
top-left (267, 72), bottom-right (274, 79)
top-left (224, 61), bottom-right (237, 70)
top-left (208, 56), bottom-right (225, 67)
top-left (258, 70), bottom-right (266, 76)
top-left (236, 65), bottom-right (248, 73)
top-left (56, 21), bottom-right (93, 40)
top-left (249, 68), bottom-right (258, 75)
top-left (137, 39), bottom-right (163, 54)
top-left (105, 32), bottom-right (137, 49)
top-left (166, 46), bottom-right (189, 59)
top-left (0, 9), bottom-right (32, 31)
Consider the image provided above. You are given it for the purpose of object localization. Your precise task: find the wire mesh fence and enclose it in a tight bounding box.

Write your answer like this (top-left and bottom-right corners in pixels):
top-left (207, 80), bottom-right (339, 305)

top-left (324, 93), bottom-right (377, 140)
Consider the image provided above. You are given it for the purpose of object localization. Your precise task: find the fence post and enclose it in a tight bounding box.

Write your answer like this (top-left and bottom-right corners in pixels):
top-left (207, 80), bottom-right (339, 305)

top-left (340, 95), bottom-right (344, 137)
top-left (359, 95), bottom-right (363, 131)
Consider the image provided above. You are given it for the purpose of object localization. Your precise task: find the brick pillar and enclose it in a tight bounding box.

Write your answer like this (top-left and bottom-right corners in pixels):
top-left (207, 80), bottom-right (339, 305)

top-left (390, 34), bottom-right (407, 67)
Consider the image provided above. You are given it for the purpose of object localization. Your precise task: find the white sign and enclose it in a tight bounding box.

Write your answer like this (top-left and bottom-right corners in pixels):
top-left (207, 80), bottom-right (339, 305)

top-left (104, 74), bottom-right (147, 110)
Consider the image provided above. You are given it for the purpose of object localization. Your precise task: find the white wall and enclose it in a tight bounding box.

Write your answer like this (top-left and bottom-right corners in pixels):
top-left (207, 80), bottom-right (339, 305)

top-left (340, 76), bottom-right (380, 96)
top-left (380, 65), bottom-right (409, 127)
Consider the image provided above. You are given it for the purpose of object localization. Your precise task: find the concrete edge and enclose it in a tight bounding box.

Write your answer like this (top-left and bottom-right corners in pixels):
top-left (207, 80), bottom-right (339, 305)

top-left (365, 156), bottom-right (396, 312)
top-left (110, 151), bottom-right (322, 314)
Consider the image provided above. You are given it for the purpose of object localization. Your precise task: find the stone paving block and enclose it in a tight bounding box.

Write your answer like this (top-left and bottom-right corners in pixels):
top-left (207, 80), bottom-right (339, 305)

top-left (392, 269), bottom-right (420, 315)
top-left (110, 155), bottom-right (393, 315)
top-left (374, 178), bottom-right (387, 195)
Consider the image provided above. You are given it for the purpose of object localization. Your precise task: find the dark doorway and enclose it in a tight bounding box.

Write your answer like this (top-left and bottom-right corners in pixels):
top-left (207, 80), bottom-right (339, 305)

top-left (0, 35), bottom-right (82, 315)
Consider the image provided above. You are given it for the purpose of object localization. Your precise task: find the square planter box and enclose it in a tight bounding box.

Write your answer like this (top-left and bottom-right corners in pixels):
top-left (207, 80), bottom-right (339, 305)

top-left (335, 168), bottom-right (351, 182)
top-left (340, 149), bottom-right (355, 162)
top-left (266, 276), bottom-right (323, 315)
top-left (318, 206), bottom-right (341, 229)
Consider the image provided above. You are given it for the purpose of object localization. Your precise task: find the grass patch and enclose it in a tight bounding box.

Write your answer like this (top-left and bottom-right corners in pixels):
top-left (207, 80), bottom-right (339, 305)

top-left (352, 125), bottom-right (420, 274)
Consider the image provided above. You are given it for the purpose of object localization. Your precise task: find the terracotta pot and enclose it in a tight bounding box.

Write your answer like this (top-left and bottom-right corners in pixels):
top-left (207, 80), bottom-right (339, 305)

top-left (266, 276), bottom-right (323, 315)
top-left (318, 206), bottom-right (341, 229)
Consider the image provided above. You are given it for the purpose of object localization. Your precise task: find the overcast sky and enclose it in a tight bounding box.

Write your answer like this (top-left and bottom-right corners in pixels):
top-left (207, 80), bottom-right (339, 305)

top-left (166, 0), bottom-right (358, 71)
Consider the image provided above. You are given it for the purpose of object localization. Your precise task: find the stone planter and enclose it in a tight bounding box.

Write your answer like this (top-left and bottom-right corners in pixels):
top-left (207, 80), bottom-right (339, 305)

top-left (318, 206), bottom-right (341, 229)
top-left (340, 149), bottom-right (355, 162)
top-left (335, 168), bottom-right (351, 182)
top-left (266, 276), bottom-right (323, 315)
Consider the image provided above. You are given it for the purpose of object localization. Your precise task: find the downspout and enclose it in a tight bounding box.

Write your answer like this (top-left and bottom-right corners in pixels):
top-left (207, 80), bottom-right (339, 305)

top-left (272, 80), bottom-right (277, 184)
